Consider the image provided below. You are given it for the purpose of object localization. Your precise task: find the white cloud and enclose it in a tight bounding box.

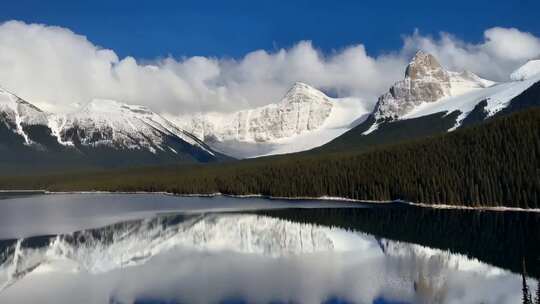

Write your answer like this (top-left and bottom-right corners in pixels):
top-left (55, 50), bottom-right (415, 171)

top-left (402, 27), bottom-right (540, 82)
top-left (0, 20), bottom-right (539, 115)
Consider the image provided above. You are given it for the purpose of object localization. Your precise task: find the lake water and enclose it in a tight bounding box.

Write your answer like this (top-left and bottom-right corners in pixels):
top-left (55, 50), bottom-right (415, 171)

top-left (0, 194), bottom-right (538, 304)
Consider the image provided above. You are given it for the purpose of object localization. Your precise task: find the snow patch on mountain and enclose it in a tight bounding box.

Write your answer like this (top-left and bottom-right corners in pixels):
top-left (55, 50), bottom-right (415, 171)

top-left (510, 59), bottom-right (540, 81)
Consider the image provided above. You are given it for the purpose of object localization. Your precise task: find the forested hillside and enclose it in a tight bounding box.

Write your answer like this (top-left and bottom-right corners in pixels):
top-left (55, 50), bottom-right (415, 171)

top-left (1, 107), bottom-right (539, 209)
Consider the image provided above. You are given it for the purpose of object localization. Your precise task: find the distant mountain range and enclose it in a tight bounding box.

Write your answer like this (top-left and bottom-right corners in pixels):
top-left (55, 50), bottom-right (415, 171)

top-left (1, 51), bottom-right (539, 171)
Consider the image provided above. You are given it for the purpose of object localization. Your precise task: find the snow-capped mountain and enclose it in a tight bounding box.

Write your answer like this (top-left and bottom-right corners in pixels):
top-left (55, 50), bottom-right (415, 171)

top-left (49, 99), bottom-right (214, 156)
top-left (373, 51), bottom-right (495, 121)
top-left (178, 82), bottom-right (370, 158)
top-left (321, 51), bottom-right (540, 151)
top-left (0, 214), bottom-right (339, 289)
top-left (0, 91), bottom-right (223, 171)
top-left (370, 52), bottom-right (540, 130)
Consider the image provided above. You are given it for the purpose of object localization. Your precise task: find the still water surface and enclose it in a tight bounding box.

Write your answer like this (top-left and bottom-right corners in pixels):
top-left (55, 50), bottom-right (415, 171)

top-left (0, 194), bottom-right (538, 304)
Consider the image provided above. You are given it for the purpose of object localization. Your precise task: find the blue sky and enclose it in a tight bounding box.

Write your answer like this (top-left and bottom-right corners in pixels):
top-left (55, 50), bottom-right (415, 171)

top-left (1, 0), bottom-right (539, 59)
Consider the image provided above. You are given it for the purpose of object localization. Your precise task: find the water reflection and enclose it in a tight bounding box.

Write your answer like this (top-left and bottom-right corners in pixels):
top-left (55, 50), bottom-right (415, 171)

top-left (0, 210), bottom-right (537, 304)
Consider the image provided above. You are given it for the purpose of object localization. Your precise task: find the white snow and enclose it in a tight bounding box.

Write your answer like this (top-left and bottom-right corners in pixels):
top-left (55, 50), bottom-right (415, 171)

top-left (510, 59), bottom-right (540, 81)
top-left (448, 70), bottom-right (496, 96)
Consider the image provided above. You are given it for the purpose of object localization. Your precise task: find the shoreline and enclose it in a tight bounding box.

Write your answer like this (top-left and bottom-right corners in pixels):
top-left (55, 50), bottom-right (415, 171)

top-left (1, 190), bottom-right (539, 213)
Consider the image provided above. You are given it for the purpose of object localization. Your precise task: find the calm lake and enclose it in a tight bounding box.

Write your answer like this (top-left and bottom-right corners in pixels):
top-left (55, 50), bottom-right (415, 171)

top-left (0, 193), bottom-right (539, 304)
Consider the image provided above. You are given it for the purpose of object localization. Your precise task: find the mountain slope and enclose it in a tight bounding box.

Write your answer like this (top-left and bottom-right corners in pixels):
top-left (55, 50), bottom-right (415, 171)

top-left (0, 88), bottom-right (49, 146)
top-left (0, 92), bottom-right (225, 172)
top-left (178, 82), bottom-right (369, 158)
top-left (49, 99), bottom-right (223, 166)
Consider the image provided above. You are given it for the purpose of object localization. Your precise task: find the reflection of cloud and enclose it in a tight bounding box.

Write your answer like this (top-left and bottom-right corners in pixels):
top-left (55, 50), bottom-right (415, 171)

top-left (0, 214), bottom-right (527, 304)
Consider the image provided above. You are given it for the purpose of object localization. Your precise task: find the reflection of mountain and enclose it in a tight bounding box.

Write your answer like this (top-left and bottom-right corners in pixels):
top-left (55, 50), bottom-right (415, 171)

top-left (0, 211), bottom-right (526, 304)
top-left (0, 213), bottom-right (345, 290)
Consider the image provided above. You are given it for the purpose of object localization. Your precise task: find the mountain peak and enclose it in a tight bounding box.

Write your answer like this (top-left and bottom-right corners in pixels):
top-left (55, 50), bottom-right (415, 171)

top-left (373, 51), bottom-right (451, 120)
top-left (281, 82), bottom-right (330, 105)
top-left (405, 50), bottom-right (446, 80)
top-left (290, 81), bottom-right (313, 89)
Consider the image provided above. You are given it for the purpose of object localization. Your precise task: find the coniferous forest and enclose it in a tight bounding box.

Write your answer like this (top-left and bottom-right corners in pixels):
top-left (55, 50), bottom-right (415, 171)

top-left (1, 107), bottom-right (539, 209)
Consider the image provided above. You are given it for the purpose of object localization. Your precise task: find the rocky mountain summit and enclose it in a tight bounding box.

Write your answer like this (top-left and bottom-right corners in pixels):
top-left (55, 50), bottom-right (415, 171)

top-left (182, 82), bottom-right (334, 143)
top-left (321, 51), bottom-right (540, 152)
top-left (373, 51), bottom-right (493, 121)
top-left (178, 82), bottom-right (368, 158)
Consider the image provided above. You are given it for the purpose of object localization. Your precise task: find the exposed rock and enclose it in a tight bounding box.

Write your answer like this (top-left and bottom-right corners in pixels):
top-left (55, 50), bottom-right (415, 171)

top-left (181, 82), bottom-right (334, 143)
top-left (374, 51), bottom-right (451, 120)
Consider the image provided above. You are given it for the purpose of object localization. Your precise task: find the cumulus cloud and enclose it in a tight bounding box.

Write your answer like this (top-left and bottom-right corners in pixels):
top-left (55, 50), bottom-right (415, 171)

top-left (0, 20), bottom-right (539, 115)
top-left (402, 27), bottom-right (540, 81)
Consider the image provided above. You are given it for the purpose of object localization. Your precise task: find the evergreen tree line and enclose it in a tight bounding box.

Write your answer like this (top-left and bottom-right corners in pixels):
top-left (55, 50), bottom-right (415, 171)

top-left (1, 107), bottom-right (539, 209)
